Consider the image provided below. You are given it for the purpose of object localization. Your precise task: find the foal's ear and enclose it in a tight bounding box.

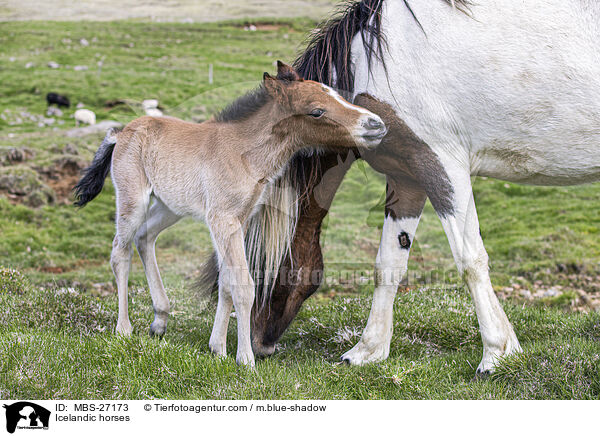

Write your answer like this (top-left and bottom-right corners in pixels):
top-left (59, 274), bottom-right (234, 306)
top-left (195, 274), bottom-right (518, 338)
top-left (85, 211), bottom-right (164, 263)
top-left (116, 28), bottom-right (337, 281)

top-left (263, 72), bottom-right (280, 95)
top-left (276, 61), bottom-right (302, 82)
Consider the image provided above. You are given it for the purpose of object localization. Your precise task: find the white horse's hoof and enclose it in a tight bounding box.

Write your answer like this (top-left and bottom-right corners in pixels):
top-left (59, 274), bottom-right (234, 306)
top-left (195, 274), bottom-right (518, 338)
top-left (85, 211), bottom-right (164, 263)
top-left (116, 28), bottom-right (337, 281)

top-left (476, 334), bottom-right (523, 374)
top-left (149, 320), bottom-right (166, 337)
top-left (209, 340), bottom-right (227, 357)
top-left (115, 321), bottom-right (133, 336)
top-left (341, 340), bottom-right (389, 366)
top-left (236, 352), bottom-right (255, 368)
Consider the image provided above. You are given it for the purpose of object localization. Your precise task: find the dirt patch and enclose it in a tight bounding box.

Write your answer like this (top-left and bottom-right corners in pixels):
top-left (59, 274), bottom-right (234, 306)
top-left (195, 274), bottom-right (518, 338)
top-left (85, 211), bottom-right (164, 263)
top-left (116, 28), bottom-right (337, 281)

top-left (497, 266), bottom-right (600, 313)
top-left (37, 156), bottom-right (86, 205)
top-left (0, 146), bottom-right (35, 166)
top-left (0, 165), bottom-right (55, 207)
top-left (0, 145), bottom-right (86, 207)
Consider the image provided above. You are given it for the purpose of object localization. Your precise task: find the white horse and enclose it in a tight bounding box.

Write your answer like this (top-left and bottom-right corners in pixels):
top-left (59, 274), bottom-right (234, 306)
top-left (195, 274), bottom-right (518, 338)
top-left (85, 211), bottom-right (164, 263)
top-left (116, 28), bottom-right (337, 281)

top-left (343, 0), bottom-right (600, 375)
top-left (239, 0), bottom-right (600, 376)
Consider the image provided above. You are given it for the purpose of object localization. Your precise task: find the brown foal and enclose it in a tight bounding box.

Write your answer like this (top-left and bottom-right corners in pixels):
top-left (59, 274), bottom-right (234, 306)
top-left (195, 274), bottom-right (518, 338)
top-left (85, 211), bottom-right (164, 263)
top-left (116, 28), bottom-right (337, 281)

top-left (74, 62), bottom-right (386, 366)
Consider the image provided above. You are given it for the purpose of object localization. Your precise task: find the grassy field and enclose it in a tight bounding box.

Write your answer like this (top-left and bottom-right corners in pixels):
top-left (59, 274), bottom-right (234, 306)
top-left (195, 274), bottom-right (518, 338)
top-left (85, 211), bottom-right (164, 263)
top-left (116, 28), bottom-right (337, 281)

top-left (1, 20), bottom-right (599, 400)
top-left (0, 0), bottom-right (338, 22)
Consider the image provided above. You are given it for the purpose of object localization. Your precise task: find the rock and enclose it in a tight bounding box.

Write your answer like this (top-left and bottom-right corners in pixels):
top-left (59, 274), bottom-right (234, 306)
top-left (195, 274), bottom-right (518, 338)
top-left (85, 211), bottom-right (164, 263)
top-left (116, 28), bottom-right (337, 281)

top-left (47, 61), bottom-right (60, 69)
top-left (46, 107), bottom-right (63, 117)
top-left (25, 62), bottom-right (34, 69)
top-left (65, 120), bottom-right (123, 138)
top-left (73, 65), bottom-right (89, 71)
top-left (63, 143), bottom-right (79, 155)
top-left (520, 290), bottom-right (533, 300)
top-left (91, 282), bottom-right (114, 296)
top-left (543, 288), bottom-right (560, 298)
top-left (0, 147), bottom-right (34, 165)
top-left (76, 102), bottom-right (85, 109)
top-left (0, 166), bottom-right (55, 207)
top-left (80, 38), bottom-right (89, 46)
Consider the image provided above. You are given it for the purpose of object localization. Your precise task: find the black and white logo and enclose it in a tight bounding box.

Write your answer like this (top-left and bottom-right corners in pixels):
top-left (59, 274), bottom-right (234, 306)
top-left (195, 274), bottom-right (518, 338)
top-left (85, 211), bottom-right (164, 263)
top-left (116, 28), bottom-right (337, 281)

top-left (3, 402), bottom-right (50, 434)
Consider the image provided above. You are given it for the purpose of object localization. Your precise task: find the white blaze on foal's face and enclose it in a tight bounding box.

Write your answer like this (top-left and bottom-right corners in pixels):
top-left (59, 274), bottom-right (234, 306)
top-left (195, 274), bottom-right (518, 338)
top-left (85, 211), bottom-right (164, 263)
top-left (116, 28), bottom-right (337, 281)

top-left (321, 84), bottom-right (387, 148)
top-left (272, 76), bottom-right (387, 151)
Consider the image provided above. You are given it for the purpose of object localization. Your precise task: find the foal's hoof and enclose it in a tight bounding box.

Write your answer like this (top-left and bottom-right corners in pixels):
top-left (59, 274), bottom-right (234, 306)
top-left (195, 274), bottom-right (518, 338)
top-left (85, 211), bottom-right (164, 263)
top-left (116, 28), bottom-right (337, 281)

top-left (149, 321), bottom-right (166, 338)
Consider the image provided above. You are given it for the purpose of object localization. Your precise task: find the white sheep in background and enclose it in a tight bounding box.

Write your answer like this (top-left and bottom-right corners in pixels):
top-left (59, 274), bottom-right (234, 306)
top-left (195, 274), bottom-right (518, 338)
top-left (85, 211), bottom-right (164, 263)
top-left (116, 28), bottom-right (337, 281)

top-left (142, 99), bottom-right (159, 110)
top-left (74, 109), bottom-right (96, 126)
top-left (145, 108), bottom-right (163, 117)
top-left (142, 99), bottom-right (163, 116)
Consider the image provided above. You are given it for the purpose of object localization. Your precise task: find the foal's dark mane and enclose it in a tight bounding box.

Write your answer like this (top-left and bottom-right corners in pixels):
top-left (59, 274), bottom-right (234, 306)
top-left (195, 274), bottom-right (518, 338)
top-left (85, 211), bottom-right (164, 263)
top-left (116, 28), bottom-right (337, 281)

top-left (214, 84), bottom-right (270, 123)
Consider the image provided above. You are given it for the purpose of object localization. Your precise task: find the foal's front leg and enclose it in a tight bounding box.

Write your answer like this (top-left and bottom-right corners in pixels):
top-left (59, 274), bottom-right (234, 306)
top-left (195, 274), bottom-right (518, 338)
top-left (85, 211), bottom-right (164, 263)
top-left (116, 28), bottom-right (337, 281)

top-left (208, 214), bottom-right (255, 367)
top-left (208, 281), bottom-right (233, 356)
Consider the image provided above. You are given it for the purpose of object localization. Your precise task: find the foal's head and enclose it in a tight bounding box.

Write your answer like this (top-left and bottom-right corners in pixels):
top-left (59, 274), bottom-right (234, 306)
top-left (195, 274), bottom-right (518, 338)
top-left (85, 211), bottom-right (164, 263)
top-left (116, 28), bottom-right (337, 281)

top-left (263, 61), bottom-right (387, 150)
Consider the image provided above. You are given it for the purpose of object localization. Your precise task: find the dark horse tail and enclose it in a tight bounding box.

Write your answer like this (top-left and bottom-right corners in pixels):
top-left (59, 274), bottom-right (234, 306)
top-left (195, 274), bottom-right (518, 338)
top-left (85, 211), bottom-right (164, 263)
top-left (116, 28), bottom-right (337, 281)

top-left (73, 128), bottom-right (120, 207)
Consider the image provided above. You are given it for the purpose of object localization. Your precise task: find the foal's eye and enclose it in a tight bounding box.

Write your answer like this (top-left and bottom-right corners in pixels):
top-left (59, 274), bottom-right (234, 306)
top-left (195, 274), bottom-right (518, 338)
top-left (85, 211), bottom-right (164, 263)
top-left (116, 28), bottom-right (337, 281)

top-left (309, 108), bottom-right (325, 118)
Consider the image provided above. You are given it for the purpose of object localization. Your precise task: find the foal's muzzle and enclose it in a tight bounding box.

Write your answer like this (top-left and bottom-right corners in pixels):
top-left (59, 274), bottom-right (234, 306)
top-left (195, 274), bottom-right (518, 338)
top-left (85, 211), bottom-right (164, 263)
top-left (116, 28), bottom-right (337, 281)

top-left (357, 115), bottom-right (387, 148)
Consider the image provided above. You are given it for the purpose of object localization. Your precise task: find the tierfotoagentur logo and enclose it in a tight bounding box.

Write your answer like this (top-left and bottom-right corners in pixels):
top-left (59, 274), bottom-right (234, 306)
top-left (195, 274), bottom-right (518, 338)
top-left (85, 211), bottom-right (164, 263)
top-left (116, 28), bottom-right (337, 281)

top-left (3, 402), bottom-right (50, 433)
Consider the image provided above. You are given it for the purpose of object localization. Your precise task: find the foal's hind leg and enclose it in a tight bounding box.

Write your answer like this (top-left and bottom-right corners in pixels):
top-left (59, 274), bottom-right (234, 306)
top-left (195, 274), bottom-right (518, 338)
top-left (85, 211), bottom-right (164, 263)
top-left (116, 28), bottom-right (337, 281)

top-left (112, 177), bottom-right (152, 335)
top-left (342, 178), bottom-right (427, 365)
top-left (134, 198), bottom-right (181, 337)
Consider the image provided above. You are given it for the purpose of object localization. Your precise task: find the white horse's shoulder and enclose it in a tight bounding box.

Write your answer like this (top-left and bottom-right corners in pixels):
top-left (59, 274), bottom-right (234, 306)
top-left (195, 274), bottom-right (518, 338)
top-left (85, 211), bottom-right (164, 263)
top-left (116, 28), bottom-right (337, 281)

top-left (352, 0), bottom-right (600, 184)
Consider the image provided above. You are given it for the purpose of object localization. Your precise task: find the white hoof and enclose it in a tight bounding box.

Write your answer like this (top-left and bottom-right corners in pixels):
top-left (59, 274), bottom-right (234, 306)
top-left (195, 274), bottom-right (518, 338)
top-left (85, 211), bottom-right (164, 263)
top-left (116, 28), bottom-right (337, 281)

top-left (236, 351), bottom-right (255, 368)
top-left (115, 320), bottom-right (133, 336)
top-left (209, 340), bottom-right (227, 357)
top-left (341, 340), bottom-right (390, 366)
top-left (476, 334), bottom-right (523, 375)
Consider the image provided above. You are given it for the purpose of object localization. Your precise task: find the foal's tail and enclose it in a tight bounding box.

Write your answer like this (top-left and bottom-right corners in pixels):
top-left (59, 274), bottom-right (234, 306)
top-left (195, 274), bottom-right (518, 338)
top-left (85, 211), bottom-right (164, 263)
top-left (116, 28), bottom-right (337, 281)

top-left (73, 128), bottom-right (120, 207)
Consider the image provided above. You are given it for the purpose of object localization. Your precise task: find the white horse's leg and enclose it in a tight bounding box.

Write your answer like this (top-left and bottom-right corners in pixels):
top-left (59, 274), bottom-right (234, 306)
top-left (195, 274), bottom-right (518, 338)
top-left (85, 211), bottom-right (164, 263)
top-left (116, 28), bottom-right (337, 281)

top-left (436, 166), bottom-right (522, 375)
top-left (208, 214), bottom-right (255, 367)
top-left (342, 180), bottom-right (427, 365)
top-left (134, 198), bottom-right (181, 337)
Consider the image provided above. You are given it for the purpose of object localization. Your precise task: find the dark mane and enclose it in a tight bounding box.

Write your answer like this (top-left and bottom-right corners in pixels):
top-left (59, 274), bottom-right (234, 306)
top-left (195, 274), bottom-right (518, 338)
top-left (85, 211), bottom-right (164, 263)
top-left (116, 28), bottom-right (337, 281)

top-left (214, 84), bottom-right (271, 123)
top-left (289, 0), bottom-right (473, 202)
top-left (289, 0), bottom-right (386, 203)
top-left (294, 0), bottom-right (386, 96)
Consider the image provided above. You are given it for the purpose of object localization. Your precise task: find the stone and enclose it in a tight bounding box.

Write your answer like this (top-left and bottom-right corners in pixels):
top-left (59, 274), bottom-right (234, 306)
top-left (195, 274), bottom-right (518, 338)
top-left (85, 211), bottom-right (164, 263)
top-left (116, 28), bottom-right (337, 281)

top-left (0, 166), bottom-right (55, 207)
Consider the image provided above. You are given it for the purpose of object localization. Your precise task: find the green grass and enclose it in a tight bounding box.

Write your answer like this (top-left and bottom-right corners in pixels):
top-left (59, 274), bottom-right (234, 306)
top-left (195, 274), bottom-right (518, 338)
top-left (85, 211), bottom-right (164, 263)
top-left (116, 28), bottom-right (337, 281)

top-left (1, 20), bottom-right (600, 400)
top-left (1, 271), bottom-right (599, 399)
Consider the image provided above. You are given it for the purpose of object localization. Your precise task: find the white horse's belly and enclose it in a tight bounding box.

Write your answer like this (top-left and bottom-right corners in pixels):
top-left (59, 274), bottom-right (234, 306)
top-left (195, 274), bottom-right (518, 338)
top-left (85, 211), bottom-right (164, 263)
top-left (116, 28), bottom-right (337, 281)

top-left (352, 0), bottom-right (600, 186)
top-left (473, 141), bottom-right (600, 185)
